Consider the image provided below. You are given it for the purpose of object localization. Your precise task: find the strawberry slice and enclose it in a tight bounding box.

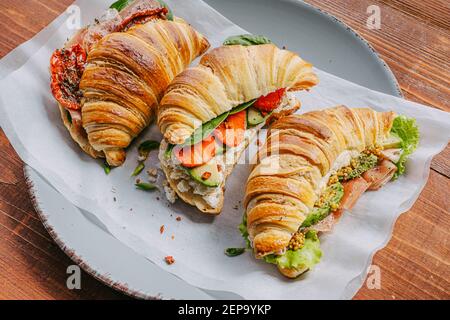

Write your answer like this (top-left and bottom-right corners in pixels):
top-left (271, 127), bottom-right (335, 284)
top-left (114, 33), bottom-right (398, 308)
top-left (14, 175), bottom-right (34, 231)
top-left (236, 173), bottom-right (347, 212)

top-left (175, 135), bottom-right (217, 168)
top-left (253, 88), bottom-right (286, 113)
top-left (214, 110), bottom-right (247, 147)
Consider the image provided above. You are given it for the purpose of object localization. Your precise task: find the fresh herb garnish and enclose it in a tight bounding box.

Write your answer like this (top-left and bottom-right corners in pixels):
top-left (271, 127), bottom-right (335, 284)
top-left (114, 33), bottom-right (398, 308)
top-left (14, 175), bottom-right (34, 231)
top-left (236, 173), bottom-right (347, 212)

top-left (225, 248), bottom-right (246, 257)
top-left (132, 162), bottom-right (145, 177)
top-left (110, 0), bottom-right (173, 20)
top-left (183, 111), bottom-right (230, 146)
top-left (138, 140), bottom-right (160, 160)
top-left (110, 0), bottom-right (130, 11)
top-left (103, 161), bottom-right (111, 175)
top-left (223, 34), bottom-right (272, 46)
top-left (164, 144), bottom-right (175, 159)
top-left (66, 110), bottom-right (72, 125)
top-left (229, 99), bottom-right (257, 115)
top-left (155, 0), bottom-right (174, 20)
top-left (135, 182), bottom-right (158, 191)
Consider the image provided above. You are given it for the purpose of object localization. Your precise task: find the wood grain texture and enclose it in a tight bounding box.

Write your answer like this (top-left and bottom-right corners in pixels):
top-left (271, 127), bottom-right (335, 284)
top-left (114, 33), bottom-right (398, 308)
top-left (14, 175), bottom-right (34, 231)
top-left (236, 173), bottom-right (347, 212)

top-left (0, 0), bottom-right (448, 299)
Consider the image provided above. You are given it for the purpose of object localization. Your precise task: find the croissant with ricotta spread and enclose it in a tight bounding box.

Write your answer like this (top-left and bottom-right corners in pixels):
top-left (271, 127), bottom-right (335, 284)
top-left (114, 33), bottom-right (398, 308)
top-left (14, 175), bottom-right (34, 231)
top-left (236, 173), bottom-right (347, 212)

top-left (158, 37), bottom-right (319, 214)
top-left (50, 0), bottom-right (209, 166)
top-left (241, 106), bottom-right (419, 278)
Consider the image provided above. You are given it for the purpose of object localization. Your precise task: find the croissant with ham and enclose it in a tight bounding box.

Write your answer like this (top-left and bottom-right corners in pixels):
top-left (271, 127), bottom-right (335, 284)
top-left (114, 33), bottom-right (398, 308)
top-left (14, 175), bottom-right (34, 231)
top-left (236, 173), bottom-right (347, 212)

top-left (242, 106), bottom-right (419, 278)
top-left (50, 0), bottom-right (209, 166)
top-left (158, 40), bottom-right (319, 214)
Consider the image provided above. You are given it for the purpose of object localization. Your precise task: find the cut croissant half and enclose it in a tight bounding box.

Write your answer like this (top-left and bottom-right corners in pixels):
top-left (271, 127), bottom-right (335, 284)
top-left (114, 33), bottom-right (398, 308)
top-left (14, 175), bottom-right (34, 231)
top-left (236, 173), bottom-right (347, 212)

top-left (158, 43), bottom-right (319, 214)
top-left (50, 0), bottom-right (209, 166)
top-left (242, 106), bottom-right (419, 278)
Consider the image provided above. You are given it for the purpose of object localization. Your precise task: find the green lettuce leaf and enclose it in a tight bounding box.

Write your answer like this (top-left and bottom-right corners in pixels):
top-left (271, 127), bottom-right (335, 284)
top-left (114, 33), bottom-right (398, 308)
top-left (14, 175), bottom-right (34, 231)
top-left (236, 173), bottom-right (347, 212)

top-left (264, 231), bottom-right (322, 270)
top-left (239, 214), bottom-right (251, 249)
top-left (223, 34), bottom-right (272, 46)
top-left (390, 116), bottom-right (420, 178)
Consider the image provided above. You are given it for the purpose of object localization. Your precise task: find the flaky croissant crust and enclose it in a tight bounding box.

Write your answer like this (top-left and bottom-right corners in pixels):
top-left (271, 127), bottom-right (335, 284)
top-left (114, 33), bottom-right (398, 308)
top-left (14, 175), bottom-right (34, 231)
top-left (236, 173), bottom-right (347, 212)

top-left (158, 44), bottom-right (319, 145)
top-left (80, 19), bottom-right (210, 166)
top-left (244, 106), bottom-right (396, 257)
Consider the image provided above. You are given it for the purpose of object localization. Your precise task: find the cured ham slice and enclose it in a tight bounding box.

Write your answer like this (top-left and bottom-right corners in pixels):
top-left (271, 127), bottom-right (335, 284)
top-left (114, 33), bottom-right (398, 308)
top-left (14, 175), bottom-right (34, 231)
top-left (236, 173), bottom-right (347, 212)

top-left (363, 159), bottom-right (397, 190)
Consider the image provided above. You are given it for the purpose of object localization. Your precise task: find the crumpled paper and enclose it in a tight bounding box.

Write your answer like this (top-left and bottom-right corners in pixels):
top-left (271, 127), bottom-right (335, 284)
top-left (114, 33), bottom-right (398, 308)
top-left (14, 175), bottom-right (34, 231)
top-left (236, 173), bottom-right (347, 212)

top-left (0, 0), bottom-right (448, 299)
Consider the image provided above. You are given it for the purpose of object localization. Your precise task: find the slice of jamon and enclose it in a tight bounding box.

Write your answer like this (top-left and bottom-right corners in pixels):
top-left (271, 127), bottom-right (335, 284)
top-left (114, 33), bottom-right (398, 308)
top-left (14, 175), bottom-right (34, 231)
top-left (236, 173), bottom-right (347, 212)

top-left (362, 159), bottom-right (397, 190)
top-left (336, 177), bottom-right (371, 214)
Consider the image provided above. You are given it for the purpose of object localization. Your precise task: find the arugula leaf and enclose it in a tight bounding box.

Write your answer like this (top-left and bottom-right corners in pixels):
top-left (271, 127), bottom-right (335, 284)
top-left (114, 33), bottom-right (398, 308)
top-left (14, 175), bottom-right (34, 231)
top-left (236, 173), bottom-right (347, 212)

top-left (390, 116), bottom-right (420, 178)
top-left (223, 34), bottom-right (272, 46)
top-left (110, 0), bottom-right (131, 11)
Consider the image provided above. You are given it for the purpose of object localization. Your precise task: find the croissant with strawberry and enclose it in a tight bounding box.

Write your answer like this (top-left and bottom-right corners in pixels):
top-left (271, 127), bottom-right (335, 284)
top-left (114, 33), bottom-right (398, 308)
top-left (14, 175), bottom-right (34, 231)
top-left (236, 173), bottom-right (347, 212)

top-left (158, 35), bottom-right (319, 214)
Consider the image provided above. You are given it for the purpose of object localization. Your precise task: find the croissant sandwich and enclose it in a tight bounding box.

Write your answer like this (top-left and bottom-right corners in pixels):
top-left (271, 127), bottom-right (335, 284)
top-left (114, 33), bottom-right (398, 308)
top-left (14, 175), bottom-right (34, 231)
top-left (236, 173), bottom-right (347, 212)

top-left (158, 35), bottom-right (319, 214)
top-left (50, 0), bottom-right (209, 166)
top-left (241, 106), bottom-right (419, 278)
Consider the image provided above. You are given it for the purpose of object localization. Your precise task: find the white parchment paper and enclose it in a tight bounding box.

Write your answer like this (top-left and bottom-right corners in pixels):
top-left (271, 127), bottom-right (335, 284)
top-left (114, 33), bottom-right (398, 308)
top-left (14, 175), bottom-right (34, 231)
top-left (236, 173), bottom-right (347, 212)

top-left (0, 0), bottom-right (449, 299)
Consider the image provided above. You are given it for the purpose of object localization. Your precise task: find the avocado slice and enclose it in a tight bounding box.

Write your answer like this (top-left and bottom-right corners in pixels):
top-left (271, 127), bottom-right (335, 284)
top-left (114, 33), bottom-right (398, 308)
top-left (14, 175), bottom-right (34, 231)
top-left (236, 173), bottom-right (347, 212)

top-left (383, 133), bottom-right (402, 149)
top-left (247, 107), bottom-right (265, 126)
top-left (188, 158), bottom-right (222, 187)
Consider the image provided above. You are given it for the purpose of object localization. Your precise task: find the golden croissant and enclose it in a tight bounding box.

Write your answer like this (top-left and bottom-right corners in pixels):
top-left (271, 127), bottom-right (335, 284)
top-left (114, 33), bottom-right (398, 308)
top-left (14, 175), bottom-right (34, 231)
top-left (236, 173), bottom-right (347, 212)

top-left (242, 106), bottom-right (419, 278)
top-left (50, 0), bottom-right (209, 166)
top-left (158, 40), bottom-right (319, 214)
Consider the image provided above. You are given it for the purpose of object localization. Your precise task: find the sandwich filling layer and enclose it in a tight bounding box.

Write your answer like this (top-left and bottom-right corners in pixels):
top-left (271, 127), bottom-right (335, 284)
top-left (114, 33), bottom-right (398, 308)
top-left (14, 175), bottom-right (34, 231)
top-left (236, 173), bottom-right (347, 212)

top-left (160, 90), bottom-right (299, 209)
top-left (241, 115), bottom-right (419, 275)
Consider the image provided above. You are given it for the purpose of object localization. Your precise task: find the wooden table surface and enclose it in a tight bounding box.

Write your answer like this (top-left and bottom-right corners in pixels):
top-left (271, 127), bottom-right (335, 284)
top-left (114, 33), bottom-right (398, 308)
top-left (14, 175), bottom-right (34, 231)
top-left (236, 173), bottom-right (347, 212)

top-left (0, 0), bottom-right (448, 300)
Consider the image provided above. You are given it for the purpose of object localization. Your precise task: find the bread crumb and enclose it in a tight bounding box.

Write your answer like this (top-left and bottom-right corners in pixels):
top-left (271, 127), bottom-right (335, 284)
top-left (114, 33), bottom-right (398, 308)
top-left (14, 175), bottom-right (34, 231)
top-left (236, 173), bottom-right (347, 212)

top-left (176, 216), bottom-right (182, 222)
top-left (160, 225), bottom-right (165, 234)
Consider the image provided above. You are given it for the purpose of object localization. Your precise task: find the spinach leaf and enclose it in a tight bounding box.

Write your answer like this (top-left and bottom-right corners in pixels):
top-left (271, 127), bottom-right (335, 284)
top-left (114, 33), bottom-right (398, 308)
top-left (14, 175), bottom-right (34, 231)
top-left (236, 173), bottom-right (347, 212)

top-left (183, 111), bottom-right (230, 146)
top-left (223, 34), bottom-right (272, 46)
top-left (225, 248), bottom-right (246, 257)
top-left (110, 0), bottom-right (131, 11)
top-left (229, 99), bottom-right (257, 115)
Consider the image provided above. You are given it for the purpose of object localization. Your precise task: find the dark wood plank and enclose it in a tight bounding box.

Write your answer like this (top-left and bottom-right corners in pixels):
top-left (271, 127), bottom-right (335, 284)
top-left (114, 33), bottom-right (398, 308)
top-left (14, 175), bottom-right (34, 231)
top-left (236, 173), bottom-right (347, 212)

top-left (0, 0), bottom-right (448, 299)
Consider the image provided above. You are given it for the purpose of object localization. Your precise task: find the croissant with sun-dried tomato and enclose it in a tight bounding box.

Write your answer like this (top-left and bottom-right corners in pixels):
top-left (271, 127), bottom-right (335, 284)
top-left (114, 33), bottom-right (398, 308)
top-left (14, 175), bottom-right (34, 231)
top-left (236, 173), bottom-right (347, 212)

top-left (50, 0), bottom-right (209, 166)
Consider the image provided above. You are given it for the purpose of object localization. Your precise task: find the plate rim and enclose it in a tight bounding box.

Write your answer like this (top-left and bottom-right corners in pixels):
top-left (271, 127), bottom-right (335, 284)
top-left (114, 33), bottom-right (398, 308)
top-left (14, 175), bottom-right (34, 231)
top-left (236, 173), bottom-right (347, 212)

top-left (24, 1), bottom-right (403, 300)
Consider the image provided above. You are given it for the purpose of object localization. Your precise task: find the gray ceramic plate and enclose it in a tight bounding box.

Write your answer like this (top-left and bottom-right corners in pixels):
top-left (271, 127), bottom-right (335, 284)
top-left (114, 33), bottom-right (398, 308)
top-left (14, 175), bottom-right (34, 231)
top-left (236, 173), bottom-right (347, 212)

top-left (25, 0), bottom-right (402, 299)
